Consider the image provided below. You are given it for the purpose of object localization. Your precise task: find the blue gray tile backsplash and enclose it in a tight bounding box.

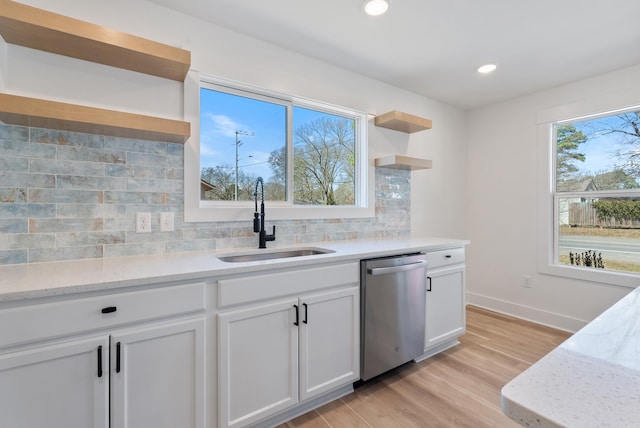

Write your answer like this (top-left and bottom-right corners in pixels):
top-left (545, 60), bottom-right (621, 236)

top-left (0, 124), bottom-right (410, 264)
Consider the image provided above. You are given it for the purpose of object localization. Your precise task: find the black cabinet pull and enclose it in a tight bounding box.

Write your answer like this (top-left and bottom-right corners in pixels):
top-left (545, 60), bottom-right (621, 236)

top-left (293, 304), bottom-right (299, 326)
top-left (101, 306), bottom-right (117, 314)
top-left (116, 342), bottom-right (122, 373)
top-left (427, 276), bottom-right (432, 292)
top-left (303, 303), bottom-right (308, 324)
top-left (445, 254), bottom-right (452, 259)
top-left (97, 346), bottom-right (103, 378)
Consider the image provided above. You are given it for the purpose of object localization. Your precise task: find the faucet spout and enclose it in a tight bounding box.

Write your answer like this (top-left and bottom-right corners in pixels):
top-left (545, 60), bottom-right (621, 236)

top-left (253, 177), bottom-right (276, 249)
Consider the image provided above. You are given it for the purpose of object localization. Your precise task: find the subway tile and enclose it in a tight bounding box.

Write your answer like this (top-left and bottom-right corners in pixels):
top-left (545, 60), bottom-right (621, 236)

top-left (29, 189), bottom-right (104, 204)
top-left (0, 203), bottom-right (56, 219)
top-left (56, 204), bottom-right (104, 219)
top-left (0, 171), bottom-right (55, 188)
top-left (30, 159), bottom-right (105, 176)
top-left (29, 218), bottom-right (104, 233)
top-left (0, 124), bottom-right (28, 142)
top-left (103, 242), bottom-right (165, 258)
top-left (0, 188), bottom-right (28, 203)
top-left (57, 145), bottom-right (126, 164)
top-left (0, 157), bottom-right (29, 172)
top-left (104, 136), bottom-right (166, 154)
top-left (0, 219), bottom-right (28, 233)
top-left (0, 250), bottom-right (28, 265)
top-left (31, 128), bottom-right (103, 148)
top-left (126, 178), bottom-right (182, 193)
top-left (29, 246), bottom-right (103, 263)
top-left (57, 175), bottom-right (127, 191)
top-left (0, 233), bottom-right (55, 250)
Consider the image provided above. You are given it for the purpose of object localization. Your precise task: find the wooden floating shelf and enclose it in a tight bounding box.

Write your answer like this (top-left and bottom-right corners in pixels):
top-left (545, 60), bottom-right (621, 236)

top-left (374, 111), bottom-right (432, 133)
top-left (0, 0), bottom-right (191, 81)
top-left (375, 155), bottom-right (433, 171)
top-left (0, 94), bottom-right (190, 144)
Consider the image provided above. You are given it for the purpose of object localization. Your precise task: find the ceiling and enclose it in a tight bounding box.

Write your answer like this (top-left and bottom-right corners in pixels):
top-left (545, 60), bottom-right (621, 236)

top-left (146, 0), bottom-right (640, 110)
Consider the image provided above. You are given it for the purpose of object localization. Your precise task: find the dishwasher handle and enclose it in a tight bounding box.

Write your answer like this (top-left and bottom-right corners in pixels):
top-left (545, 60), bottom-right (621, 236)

top-left (367, 260), bottom-right (427, 276)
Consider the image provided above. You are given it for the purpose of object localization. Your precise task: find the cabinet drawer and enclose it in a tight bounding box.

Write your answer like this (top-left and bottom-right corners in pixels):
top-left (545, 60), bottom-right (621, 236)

top-left (218, 262), bottom-right (359, 308)
top-left (427, 248), bottom-right (465, 269)
top-left (0, 282), bottom-right (205, 349)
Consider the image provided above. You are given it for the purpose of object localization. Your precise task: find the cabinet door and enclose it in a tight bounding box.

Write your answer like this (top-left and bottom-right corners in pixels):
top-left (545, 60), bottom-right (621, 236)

top-left (0, 336), bottom-right (109, 428)
top-left (110, 318), bottom-right (205, 428)
top-left (425, 265), bottom-right (466, 350)
top-left (218, 299), bottom-right (299, 428)
top-left (299, 286), bottom-right (360, 402)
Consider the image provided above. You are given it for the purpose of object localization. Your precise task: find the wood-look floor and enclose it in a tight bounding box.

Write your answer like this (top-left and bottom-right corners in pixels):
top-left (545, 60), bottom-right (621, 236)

top-left (280, 305), bottom-right (571, 428)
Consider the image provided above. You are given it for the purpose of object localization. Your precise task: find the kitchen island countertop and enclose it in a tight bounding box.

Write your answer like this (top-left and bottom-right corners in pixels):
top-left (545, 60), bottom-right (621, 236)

top-left (501, 285), bottom-right (640, 427)
top-left (0, 237), bottom-right (468, 303)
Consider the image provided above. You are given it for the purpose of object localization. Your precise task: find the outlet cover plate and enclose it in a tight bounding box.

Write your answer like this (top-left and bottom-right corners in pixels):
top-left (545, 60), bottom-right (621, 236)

top-left (136, 212), bottom-right (152, 233)
top-left (160, 212), bottom-right (174, 232)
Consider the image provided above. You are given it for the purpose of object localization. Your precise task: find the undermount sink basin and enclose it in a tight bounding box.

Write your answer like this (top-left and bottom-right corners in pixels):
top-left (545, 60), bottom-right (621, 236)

top-left (217, 247), bottom-right (335, 263)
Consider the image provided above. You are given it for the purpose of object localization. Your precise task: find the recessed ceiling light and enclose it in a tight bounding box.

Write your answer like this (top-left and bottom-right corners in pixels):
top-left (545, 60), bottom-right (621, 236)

top-left (364, 0), bottom-right (389, 16)
top-left (477, 64), bottom-right (497, 74)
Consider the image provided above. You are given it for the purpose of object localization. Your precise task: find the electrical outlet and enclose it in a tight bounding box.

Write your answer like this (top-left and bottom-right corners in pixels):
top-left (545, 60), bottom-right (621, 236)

top-left (160, 212), bottom-right (174, 232)
top-left (136, 212), bottom-right (152, 233)
top-left (522, 275), bottom-right (532, 288)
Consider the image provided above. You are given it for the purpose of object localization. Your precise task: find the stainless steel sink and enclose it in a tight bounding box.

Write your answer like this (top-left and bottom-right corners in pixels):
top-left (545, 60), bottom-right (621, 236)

top-left (217, 247), bottom-right (335, 263)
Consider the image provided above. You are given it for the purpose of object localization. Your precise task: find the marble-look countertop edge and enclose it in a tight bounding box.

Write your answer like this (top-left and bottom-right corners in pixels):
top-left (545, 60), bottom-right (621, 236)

top-left (501, 286), bottom-right (640, 428)
top-left (0, 238), bottom-right (469, 304)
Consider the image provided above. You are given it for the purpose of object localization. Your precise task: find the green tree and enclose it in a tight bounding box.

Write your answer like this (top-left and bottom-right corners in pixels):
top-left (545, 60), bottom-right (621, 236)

top-left (556, 124), bottom-right (587, 180)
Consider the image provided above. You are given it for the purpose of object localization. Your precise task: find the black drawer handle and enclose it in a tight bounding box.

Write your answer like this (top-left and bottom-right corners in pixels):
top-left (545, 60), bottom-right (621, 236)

top-left (445, 254), bottom-right (452, 259)
top-left (116, 342), bottom-right (122, 373)
top-left (427, 276), bottom-right (432, 292)
top-left (101, 306), bottom-right (117, 314)
top-left (303, 303), bottom-right (308, 324)
top-left (97, 346), bottom-right (103, 378)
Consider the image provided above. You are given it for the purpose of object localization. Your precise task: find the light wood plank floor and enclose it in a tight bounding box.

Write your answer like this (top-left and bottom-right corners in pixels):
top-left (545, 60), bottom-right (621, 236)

top-left (279, 305), bottom-right (571, 428)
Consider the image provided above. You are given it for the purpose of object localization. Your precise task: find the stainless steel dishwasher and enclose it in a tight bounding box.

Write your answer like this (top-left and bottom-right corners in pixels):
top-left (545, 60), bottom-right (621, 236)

top-left (360, 253), bottom-right (428, 381)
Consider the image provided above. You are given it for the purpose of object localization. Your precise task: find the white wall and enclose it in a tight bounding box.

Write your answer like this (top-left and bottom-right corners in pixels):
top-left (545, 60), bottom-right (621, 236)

top-left (11, 0), bottom-right (467, 240)
top-left (466, 64), bottom-right (640, 331)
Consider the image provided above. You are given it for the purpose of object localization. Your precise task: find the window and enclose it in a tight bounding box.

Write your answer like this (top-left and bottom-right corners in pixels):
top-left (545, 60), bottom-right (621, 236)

top-left (540, 103), bottom-right (640, 286)
top-left (183, 72), bottom-right (372, 222)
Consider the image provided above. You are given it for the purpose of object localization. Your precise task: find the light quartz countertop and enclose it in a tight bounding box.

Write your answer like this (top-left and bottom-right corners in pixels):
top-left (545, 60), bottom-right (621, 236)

top-left (0, 238), bottom-right (467, 304)
top-left (501, 285), bottom-right (640, 427)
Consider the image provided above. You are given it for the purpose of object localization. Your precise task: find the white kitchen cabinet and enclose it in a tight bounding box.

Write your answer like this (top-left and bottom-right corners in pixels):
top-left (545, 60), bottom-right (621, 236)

top-left (111, 318), bottom-right (205, 428)
top-left (0, 336), bottom-right (110, 428)
top-left (0, 282), bottom-right (206, 428)
top-left (423, 248), bottom-right (466, 357)
top-left (218, 284), bottom-right (359, 428)
top-left (219, 298), bottom-right (299, 428)
top-left (299, 287), bottom-right (360, 401)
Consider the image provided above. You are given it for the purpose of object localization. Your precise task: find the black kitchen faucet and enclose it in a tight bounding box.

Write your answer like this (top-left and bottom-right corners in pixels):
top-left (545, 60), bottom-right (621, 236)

top-left (253, 177), bottom-right (276, 249)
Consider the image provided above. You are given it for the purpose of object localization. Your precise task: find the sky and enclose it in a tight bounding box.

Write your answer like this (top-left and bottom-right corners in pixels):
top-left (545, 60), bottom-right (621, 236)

top-left (200, 88), bottom-right (351, 182)
top-left (200, 88), bottom-right (285, 180)
top-left (567, 113), bottom-right (637, 176)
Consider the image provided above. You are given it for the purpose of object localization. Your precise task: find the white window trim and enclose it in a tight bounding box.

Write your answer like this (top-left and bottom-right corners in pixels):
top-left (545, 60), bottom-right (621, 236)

top-left (184, 70), bottom-right (374, 222)
top-left (536, 92), bottom-right (640, 288)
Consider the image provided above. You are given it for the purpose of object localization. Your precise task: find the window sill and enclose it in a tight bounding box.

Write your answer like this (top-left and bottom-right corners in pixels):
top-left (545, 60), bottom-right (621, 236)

top-left (538, 262), bottom-right (638, 288)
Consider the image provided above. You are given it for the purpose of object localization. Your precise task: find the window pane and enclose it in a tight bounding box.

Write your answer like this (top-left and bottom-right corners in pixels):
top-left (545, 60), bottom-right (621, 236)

top-left (199, 87), bottom-right (286, 201)
top-left (558, 196), bottom-right (640, 274)
top-left (555, 111), bottom-right (640, 192)
top-left (292, 107), bottom-right (356, 206)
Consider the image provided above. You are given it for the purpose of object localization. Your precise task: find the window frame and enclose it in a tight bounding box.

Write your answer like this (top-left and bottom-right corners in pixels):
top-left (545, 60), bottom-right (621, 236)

top-left (537, 96), bottom-right (640, 288)
top-left (184, 71), bottom-right (374, 222)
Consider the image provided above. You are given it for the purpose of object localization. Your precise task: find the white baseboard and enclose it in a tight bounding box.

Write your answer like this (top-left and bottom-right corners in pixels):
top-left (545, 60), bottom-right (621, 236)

top-left (466, 292), bottom-right (587, 333)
